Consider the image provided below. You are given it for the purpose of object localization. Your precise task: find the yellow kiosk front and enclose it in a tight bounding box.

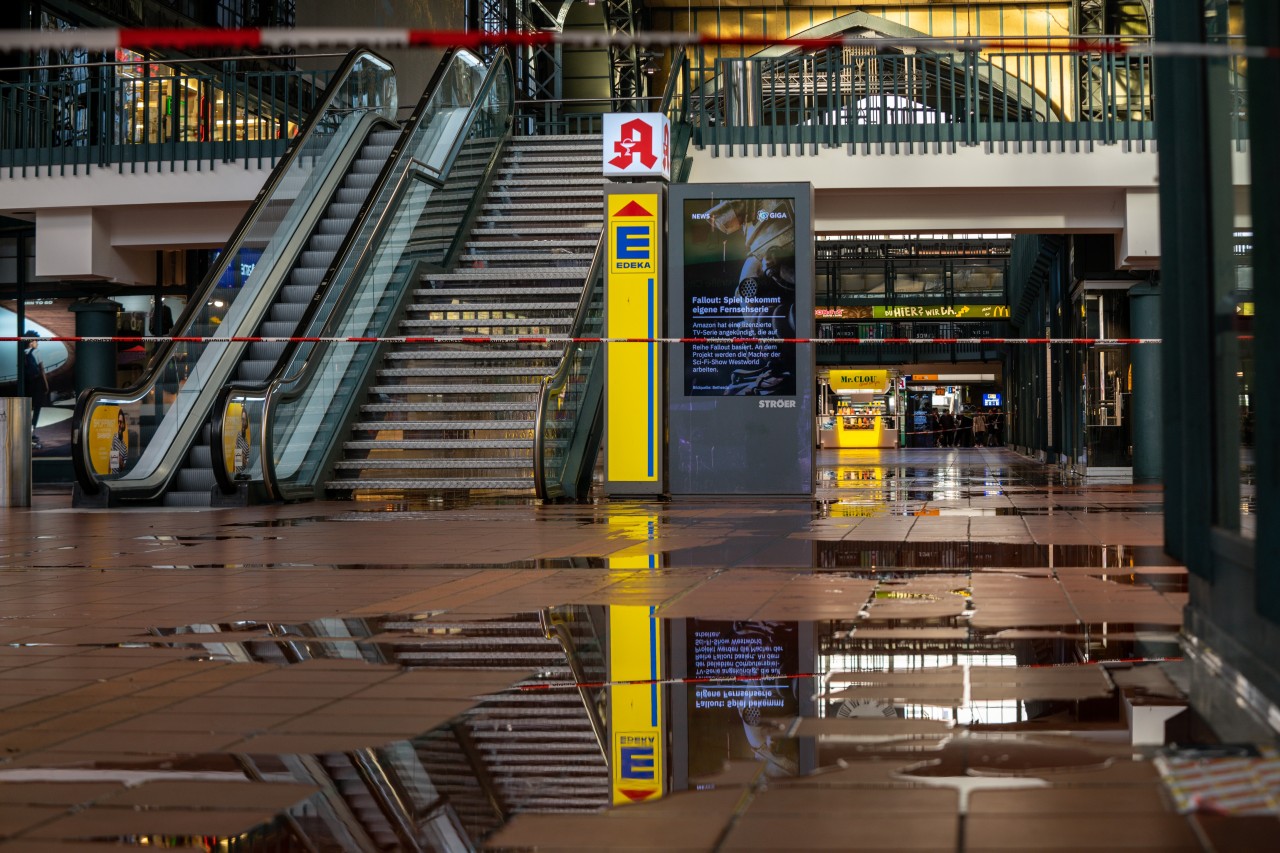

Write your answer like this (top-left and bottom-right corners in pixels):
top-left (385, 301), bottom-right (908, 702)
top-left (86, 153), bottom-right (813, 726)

top-left (827, 369), bottom-right (896, 449)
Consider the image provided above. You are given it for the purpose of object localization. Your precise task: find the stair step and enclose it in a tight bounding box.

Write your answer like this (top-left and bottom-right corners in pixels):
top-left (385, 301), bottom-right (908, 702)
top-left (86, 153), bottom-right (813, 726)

top-left (349, 420), bottom-right (535, 431)
top-left (458, 253), bottom-right (596, 263)
top-left (421, 268), bottom-right (590, 281)
top-left (334, 458), bottom-right (532, 470)
top-left (385, 350), bottom-right (561, 361)
top-left (464, 240), bottom-right (599, 250)
top-left (361, 401), bottom-right (537, 413)
top-left (483, 202), bottom-right (600, 212)
top-left (344, 439), bottom-right (532, 451)
top-left (328, 478), bottom-right (534, 490)
top-left (378, 365), bottom-right (555, 378)
top-left (413, 287), bottom-right (584, 298)
top-left (369, 384), bottom-right (539, 395)
top-left (408, 302), bottom-right (578, 313)
top-left (400, 317), bottom-right (574, 328)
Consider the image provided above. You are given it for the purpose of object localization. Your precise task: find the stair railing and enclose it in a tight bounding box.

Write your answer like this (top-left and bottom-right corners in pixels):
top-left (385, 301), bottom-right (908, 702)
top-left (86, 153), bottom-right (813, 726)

top-left (71, 48), bottom-right (398, 503)
top-left (533, 49), bottom-right (690, 500)
top-left (212, 49), bottom-right (515, 501)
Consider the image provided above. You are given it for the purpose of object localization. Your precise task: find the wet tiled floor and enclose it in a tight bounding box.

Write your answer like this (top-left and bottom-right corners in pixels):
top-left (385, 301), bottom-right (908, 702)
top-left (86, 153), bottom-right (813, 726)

top-left (0, 448), bottom-right (1275, 850)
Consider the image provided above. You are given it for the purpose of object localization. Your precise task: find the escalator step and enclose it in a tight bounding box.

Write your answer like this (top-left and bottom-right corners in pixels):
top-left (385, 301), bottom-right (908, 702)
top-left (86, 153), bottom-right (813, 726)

top-left (270, 303), bottom-right (307, 324)
top-left (162, 491), bottom-right (214, 507)
top-left (259, 321), bottom-right (296, 338)
top-left (174, 468), bottom-right (216, 491)
top-left (238, 361), bottom-right (275, 382)
top-left (249, 342), bottom-right (286, 362)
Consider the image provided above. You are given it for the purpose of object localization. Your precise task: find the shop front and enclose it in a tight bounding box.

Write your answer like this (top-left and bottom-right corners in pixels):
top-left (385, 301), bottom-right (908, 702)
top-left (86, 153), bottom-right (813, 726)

top-left (817, 368), bottom-right (899, 449)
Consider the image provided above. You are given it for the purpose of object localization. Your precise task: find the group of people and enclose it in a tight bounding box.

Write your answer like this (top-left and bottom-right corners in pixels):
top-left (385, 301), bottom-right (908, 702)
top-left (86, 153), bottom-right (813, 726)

top-left (912, 407), bottom-right (1004, 448)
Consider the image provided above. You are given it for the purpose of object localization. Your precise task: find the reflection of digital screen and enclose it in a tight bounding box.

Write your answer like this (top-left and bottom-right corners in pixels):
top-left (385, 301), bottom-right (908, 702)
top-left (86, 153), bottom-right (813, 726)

top-left (983, 393), bottom-right (1002, 407)
top-left (213, 247), bottom-right (262, 288)
top-left (683, 198), bottom-right (796, 396)
top-left (686, 620), bottom-right (800, 779)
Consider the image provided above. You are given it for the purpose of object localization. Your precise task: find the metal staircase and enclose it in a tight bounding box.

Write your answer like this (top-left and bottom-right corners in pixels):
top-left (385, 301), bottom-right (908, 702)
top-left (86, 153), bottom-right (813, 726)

top-left (327, 133), bottom-right (604, 496)
top-left (160, 127), bottom-right (401, 507)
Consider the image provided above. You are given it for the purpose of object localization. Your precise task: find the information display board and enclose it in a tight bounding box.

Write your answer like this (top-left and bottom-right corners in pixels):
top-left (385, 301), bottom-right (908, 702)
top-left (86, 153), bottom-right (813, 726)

top-left (667, 184), bottom-right (814, 495)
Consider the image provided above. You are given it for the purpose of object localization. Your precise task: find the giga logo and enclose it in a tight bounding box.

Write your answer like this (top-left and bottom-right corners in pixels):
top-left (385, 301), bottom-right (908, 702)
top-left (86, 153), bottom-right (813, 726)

top-left (757, 210), bottom-right (789, 220)
top-left (759, 399), bottom-right (797, 408)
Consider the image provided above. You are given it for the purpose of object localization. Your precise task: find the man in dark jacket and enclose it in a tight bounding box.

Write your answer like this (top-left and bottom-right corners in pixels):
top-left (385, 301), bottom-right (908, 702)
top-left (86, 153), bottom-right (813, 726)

top-left (23, 330), bottom-right (49, 448)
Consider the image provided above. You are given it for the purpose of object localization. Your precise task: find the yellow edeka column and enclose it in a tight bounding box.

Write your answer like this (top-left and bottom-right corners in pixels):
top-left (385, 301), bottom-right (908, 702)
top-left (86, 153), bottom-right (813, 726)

top-left (604, 188), bottom-right (665, 495)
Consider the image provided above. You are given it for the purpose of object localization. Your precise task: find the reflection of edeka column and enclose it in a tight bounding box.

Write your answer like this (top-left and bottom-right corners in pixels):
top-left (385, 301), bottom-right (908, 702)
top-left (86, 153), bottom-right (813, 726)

top-left (609, 606), bottom-right (664, 805)
top-left (683, 198), bottom-right (797, 396)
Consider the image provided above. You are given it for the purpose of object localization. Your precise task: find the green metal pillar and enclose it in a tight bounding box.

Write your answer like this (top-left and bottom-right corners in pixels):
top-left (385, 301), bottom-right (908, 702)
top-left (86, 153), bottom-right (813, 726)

top-left (1129, 284), bottom-right (1161, 483)
top-left (1246, 0), bottom-right (1280, 621)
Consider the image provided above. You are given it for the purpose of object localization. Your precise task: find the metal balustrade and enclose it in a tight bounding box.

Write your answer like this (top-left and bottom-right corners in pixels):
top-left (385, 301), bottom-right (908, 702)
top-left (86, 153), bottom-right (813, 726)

top-left (0, 64), bottom-right (335, 176)
top-left (688, 43), bottom-right (1162, 155)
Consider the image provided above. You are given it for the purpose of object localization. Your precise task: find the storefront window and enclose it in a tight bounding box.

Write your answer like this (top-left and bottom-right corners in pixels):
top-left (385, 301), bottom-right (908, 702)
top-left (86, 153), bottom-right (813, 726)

top-left (114, 50), bottom-right (300, 145)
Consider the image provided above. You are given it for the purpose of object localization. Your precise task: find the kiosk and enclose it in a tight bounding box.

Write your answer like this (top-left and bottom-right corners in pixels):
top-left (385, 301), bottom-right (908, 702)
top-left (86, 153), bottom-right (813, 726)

top-left (820, 369), bottom-right (897, 449)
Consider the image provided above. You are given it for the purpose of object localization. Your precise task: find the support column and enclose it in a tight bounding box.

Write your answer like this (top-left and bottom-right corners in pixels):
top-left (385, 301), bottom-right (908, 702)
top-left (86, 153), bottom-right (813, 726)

top-left (1129, 284), bottom-right (1162, 483)
top-left (69, 299), bottom-right (121, 394)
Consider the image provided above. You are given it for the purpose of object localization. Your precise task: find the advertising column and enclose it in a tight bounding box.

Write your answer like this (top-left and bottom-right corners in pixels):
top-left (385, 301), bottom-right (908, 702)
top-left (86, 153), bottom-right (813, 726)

top-left (667, 184), bottom-right (815, 495)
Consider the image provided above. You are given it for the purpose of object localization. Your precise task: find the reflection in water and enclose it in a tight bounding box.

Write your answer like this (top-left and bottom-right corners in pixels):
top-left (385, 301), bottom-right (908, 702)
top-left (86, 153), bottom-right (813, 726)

top-left (57, 583), bottom-right (1191, 850)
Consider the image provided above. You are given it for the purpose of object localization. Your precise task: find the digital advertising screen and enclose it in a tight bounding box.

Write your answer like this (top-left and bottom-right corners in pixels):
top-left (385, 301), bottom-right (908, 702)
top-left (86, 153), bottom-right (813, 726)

top-left (681, 198), bottom-right (797, 397)
top-left (983, 393), bottom-right (1003, 407)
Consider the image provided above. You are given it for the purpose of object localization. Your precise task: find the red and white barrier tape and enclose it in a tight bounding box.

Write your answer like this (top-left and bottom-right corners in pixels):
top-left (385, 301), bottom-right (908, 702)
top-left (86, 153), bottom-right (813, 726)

top-left (517, 657), bottom-right (1185, 692)
top-left (3, 335), bottom-right (1162, 346)
top-left (0, 28), bottom-right (1275, 60)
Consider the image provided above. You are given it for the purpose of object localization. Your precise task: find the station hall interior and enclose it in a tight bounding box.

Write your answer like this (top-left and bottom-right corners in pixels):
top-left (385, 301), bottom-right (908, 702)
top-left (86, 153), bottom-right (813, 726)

top-left (0, 0), bottom-right (1277, 850)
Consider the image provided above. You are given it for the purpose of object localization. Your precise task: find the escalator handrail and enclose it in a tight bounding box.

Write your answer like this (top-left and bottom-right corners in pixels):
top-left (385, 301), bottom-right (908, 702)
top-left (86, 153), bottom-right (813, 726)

top-left (532, 230), bottom-right (607, 501)
top-left (212, 50), bottom-right (515, 499)
top-left (71, 47), bottom-right (397, 497)
top-left (210, 154), bottom-right (440, 497)
top-left (206, 45), bottom-right (467, 497)
top-left (533, 48), bottom-right (690, 500)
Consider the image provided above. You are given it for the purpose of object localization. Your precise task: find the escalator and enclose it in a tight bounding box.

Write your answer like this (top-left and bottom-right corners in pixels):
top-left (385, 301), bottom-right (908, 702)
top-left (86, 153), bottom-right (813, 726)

top-left (204, 52), bottom-right (691, 505)
top-left (163, 127), bottom-right (398, 506)
top-left (71, 47), bottom-right (511, 507)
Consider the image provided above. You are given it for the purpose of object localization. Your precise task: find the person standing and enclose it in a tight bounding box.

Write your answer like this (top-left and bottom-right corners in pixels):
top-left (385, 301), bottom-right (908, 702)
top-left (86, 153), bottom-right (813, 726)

top-left (22, 330), bottom-right (49, 449)
top-left (972, 410), bottom-right (987, 448)
top-left (939, 410), bottom-right (955, 447)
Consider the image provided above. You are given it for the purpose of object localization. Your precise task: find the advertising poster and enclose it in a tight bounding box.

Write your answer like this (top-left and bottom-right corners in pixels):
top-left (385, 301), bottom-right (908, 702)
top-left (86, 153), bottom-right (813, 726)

top-left (685, 620), bottom-right (800, 779)
top-left (682, 198), bottom-right (797, 396)
top-left (87, 405), bottom-right (129, 475)
top-left (0, 298), bottom-right (76, 457)
top-left (222, 401), bottom-right (251, 478)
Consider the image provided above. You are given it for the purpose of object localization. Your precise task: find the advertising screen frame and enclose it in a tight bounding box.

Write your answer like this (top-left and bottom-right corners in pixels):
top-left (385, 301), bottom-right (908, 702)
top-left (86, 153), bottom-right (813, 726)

top-left (667, 183), bottom-right (814, 496)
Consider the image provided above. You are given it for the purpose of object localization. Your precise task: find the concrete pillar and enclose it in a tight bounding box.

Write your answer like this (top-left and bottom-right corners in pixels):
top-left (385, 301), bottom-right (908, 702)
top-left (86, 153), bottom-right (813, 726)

top-left (1129, 284), bottom-right (1162, 483)
top-left (69, 299), bottom-right (121, 394)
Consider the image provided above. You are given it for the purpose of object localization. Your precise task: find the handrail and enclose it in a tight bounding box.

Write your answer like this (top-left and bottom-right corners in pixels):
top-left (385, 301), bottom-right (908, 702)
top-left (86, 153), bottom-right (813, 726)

top-left (207, 45), bottom-right (466, 495)
top-left (532, 231), bottom-right (607, 501)
top-left (211, 155), bottom-right (441, 496)
top-left (533, 47), bottom-right (689, 501)
top-left (212, 48), bottom-right (514, 501)
top-left (71, 47), bottom-right (396, 501)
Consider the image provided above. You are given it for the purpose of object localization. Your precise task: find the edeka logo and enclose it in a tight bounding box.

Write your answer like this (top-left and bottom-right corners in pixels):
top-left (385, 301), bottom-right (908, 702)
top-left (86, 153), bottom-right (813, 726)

top-left (614, 223), bottom-right (653, 270)
top-left (610, 199), bottom-right (655, 274)
top-left (613, 732), bottom-right (662, 802)
top-left (609, 117), bottom-right (658, 171)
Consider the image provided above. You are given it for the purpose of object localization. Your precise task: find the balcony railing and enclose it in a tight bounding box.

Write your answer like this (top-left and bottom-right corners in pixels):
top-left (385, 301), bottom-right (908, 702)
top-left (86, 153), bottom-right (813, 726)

top-left (0, 61), bottom-right (335, 176)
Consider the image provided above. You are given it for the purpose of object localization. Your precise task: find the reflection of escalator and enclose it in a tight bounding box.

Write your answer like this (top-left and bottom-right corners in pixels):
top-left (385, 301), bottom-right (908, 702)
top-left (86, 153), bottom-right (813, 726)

top-left (163, 128), bottom-right (398, 507)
